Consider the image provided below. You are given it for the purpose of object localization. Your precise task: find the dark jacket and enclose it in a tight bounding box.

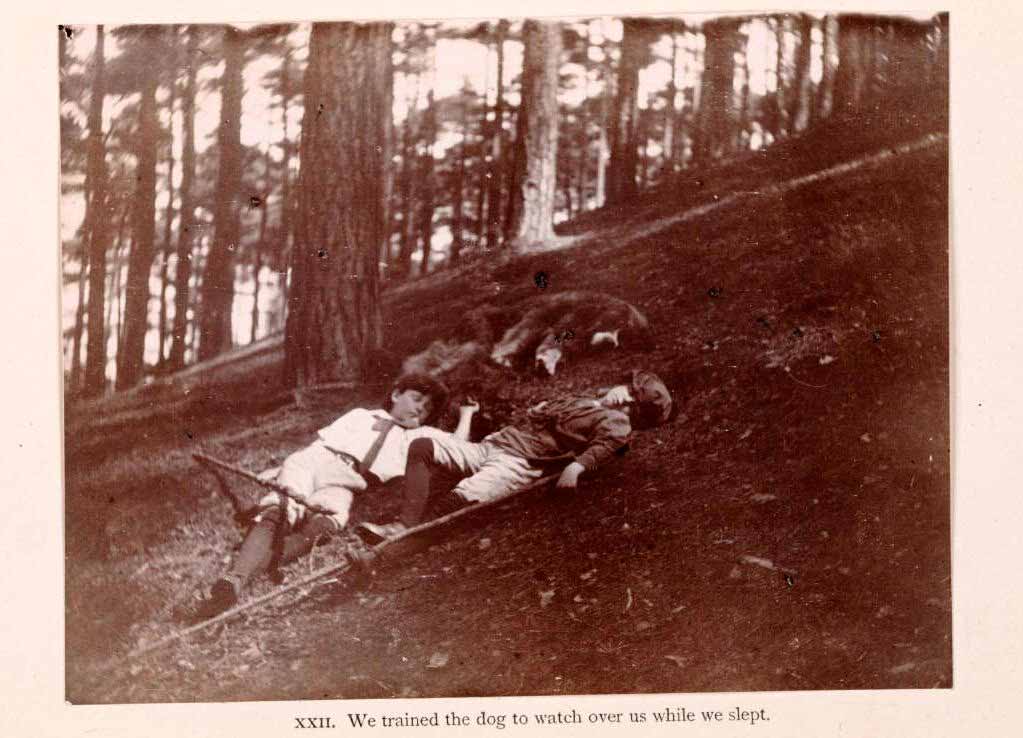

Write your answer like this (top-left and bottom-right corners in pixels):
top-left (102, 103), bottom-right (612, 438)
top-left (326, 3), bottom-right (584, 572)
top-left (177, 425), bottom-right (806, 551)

top-left (486, 396), bottom-right (632, 470)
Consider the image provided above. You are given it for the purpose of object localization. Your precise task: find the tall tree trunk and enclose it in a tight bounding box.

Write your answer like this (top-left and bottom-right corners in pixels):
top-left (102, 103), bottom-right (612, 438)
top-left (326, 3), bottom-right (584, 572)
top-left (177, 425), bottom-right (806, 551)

top-left (157, 29), bottom-right (178, 366)
top-left (70, 248), bottom-right (88, 391)
top-left (662, 30), bottom-right (680, 174)
top-left (116, 28), bottom-right (161, 390)
top-left (277, 47), bottom-right (294, 309)
top-left (788, 14), bottom-right (815, 133)
top-left (474, 40), bottom-right (492, 248)
top-left (83, 26), bottom-right (110, 396)
top-left (576, 23), bottom-right (593, 210)
top-left (485, 19), bottom-right (510, 249)
top-left (736, 31), bottom-right (751, 149)
top-left (815, 15), bottom-right (838, 121)
top-left (105, 201), bottom-right (130, 358)
top-left (169, 25), bottom-right (198, 371)
top-left (773, 16), bottom-right (787, 136)
top-left (283, 22), bottom-right (393, 387)
top-left (607, 19), bottom-right (645, 206)
top-left (503, 79), bottom-right (527, 243)
top-left (834, 15), bottom-right (870, 116)
top-left (250, 147), bottom-right (273, 344)
top-left (198, 26), bottom-right (245, 362)
top-left (395, 73), bottom-right (420, 279)
top-left (595, 43), bottom-right (611, 208)
top-left (418, 84), bottom-right (437, 276)
top-left (448, 88), bottom-right (469, 267)
top-left (511, 20), bottom-right (561, 248)
top-left (693, 19), bottom-right (739, 164)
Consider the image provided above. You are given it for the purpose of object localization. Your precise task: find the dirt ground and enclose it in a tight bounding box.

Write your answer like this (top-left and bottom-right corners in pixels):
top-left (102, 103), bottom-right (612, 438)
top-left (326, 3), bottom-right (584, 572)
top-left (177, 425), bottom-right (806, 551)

top-left (64, 113), bottom-right (950, 703)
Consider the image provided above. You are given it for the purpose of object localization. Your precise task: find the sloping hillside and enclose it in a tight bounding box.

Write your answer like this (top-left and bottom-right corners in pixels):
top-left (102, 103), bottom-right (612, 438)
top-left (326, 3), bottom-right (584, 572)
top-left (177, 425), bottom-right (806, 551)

top-left (65, 115), bottom-right (950, 702)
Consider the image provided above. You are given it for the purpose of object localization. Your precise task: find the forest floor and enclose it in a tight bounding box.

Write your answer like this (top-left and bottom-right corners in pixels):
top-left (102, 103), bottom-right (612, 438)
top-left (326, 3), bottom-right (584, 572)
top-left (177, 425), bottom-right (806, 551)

top-left (64, 110), bottom-right (950, 703)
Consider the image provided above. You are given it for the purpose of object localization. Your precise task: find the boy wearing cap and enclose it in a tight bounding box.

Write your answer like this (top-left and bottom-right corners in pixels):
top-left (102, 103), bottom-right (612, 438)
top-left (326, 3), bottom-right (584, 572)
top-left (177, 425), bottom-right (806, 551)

top-left (199, 373), bottom-right (472, 618)
top-left (358, 370), bottom-right (674, 541)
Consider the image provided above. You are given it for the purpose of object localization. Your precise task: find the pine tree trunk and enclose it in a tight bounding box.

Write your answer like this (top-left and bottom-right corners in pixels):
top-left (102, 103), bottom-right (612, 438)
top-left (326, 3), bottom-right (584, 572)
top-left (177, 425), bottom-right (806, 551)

top-left (418, 78), bottom-right (437, 276)
top-left (662, 31), bottom-right (679, 174)
top-left (157, 33), bottom-right (178, 366)
top-left (116, 28), bottom-right (161, 390)
top-left (198, 26), bottom-right (245, 362)
top-left (474, 46), bottom-right (492, 249)
top-left (250, 147), bottom-right (272, 344)
top-left (83, 26), bottom-right (110, 396)
top-left (595, 51), bottom-right (611, 208)
top-left (70, 247), bottom-right (88, 391)
top-left (607, 19), bottom-right (644, 206)
top-left (283, 22), bottom-right (392, 387)
top-left (576, 24), bottom-right (593, 210)
top-left (773, 16), bottom-right (787, 136)
top-left (693, 19), bottom-right (740, 164)
top-left (277, 47), bottom-right (294, 308)
top-left (395, 75), bottom-right (419, 279)
top-left (834, 15), bottom-right (870, 116)
top-left (485, 19), bottom-right (509, 249)
top-left (815, 15), bottom-right (837, 121)
top-left (737, 33), bottom-right (751, 149)
top-left (503, 83), bottom-right (527, 243)
top-left (169, 25), bottom-right (198, 371)
top-left (449, 110), bottom-right (467, 267)
top-left (511, 20), bottom-right (561, 248)
top-left (789, 14), bottom-right (815, 133)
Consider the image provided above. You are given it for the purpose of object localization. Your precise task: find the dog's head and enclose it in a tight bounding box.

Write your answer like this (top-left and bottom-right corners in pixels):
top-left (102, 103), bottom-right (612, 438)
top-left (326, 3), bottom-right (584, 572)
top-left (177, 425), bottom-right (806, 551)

top-left (534, 345), bottom-right (563, 376)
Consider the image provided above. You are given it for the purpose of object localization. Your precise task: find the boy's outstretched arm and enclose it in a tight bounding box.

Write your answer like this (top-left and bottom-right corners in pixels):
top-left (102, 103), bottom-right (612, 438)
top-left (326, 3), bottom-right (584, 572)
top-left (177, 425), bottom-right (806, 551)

top-left (454, 398), bottom-right (480, 440)
top-left (558, 413), bottom-right (632, 489)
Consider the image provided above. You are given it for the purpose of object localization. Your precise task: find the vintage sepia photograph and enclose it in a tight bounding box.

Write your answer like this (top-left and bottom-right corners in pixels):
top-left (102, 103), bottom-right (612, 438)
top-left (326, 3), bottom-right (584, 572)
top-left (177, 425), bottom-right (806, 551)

top-left (59, 10), bottom-right (950, 705)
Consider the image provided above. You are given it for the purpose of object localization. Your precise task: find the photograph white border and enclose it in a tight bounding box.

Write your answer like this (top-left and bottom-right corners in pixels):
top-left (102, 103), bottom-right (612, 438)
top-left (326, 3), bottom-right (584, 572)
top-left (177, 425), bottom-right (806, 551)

top-left (4, 0), bottom-right (1022, 735)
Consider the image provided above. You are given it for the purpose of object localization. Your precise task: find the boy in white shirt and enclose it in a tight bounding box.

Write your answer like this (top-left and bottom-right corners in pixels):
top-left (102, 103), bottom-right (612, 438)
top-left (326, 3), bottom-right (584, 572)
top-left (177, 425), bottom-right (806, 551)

top-left (198, 373), bottom-right (474, 618)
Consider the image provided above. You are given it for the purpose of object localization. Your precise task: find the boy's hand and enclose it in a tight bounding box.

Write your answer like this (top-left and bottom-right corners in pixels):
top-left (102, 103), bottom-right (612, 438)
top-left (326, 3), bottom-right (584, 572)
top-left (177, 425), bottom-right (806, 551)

top-left (555, 461), bottom-right (586, 489)
top-left (459, 397), bottom-right (481, 416)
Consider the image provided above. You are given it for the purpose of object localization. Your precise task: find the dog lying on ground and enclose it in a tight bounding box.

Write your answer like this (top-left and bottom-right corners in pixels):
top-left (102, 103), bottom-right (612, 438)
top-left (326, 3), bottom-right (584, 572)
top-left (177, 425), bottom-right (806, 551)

top-left (489, 291), bottom-right (653, 375)
top-left (402, 290), bottom-right (653, 379)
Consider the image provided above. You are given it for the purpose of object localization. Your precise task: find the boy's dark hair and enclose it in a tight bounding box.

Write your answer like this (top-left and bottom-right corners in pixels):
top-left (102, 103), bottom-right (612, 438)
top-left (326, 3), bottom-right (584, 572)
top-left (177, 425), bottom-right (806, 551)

top-left (626, 369), bottom-right (675, 430)
top-left (390, 373), bottom-right (450, 424)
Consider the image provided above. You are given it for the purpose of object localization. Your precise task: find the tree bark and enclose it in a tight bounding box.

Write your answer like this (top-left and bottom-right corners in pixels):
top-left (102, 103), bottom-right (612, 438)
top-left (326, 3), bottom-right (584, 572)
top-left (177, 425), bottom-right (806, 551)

top-left (815, 15), bottom-right (838, 121)
top-left (834, 15), bottom-right (871, 116)
top-left (83, 26), bottom-right (110, 396)
top-left (277, 46), bottom-right (294, 308)
top-left (417, 82), bottom-right (437, 276)
top-left (157, 29), bottom-right (178, 366)
top-left (394, 73), bottom-right (420, 279)
top-left (250, 147), bottom-right (273, 344)
top-left (484, 19), bottom-right (510, 249)
top-left (788, 14), bottom-right (815, 133)
top-left (511, 20), bottom-right (561, 248)
top-left (116, 27), bottom-right (161, 390)
top-left (198, 26), bottom-right (245, 362)
top-left (693, 19), bottom-right (740, 164)
top-left (448, 86), bottom-right (469, 266)
top-left (169, 25), bottom-right (199, 371)
top-left (283, 22), bottom-right (393, 387)
top-left (606, 19), bottom-right (645, 206)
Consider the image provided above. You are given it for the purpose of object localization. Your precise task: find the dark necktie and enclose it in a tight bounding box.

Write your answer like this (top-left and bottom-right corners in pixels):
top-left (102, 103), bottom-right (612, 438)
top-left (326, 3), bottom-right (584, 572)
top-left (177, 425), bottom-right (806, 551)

top-left (359, 417), bottom-right (396, 475)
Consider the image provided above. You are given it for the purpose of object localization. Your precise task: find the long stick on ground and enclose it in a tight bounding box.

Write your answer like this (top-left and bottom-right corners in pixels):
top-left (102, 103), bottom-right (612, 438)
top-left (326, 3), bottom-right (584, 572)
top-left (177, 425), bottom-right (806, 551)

top-left (193, 452), bottom-right (341, 517)
top-left (111, 471), bottom-right (559, 670)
